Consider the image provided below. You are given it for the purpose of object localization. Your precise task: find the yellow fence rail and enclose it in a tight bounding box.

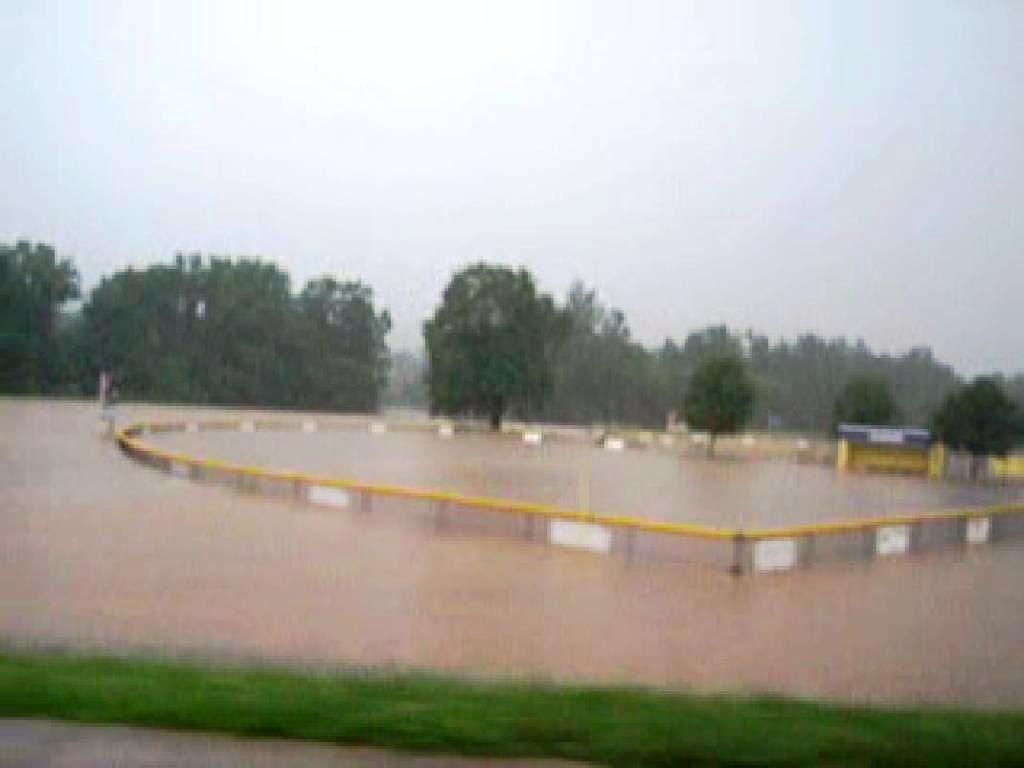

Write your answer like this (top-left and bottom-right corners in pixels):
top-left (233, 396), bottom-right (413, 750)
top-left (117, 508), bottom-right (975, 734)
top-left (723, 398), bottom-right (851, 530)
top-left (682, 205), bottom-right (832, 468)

top-left (114, 419), bottom-right (1024, 575)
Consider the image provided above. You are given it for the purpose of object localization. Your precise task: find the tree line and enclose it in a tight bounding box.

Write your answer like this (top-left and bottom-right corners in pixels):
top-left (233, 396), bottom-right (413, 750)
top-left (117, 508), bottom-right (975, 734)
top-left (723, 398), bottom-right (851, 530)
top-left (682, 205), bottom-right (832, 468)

top-left (424, 265), bottom-right (1023, 458)
top-left (1, 242), bottom-right (390, 411)
top-left (3, 243), bottom-right (1022, 449)
top-left (425, 268), bottom-right (1022, 433)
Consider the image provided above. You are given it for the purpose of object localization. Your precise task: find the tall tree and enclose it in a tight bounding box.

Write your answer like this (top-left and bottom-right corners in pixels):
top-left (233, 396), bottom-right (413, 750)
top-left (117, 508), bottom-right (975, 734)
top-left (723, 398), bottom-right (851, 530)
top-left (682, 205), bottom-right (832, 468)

top-left (540, 282), bottom-right (665, 427)
top-left (81, 255), bottom-right (390, 411)
top-left (932, 377), bottom-right (1020, 471)
top-left (295, 277), bottom-right (392, 411)
top-left (424, 263), bottom-right (567, 429)
top-left (833, 375), bottom-right (899, 431)
top-left (0, 241), bottom-right (80, 393)
top-left (682, 355), bottom-right (755, 456)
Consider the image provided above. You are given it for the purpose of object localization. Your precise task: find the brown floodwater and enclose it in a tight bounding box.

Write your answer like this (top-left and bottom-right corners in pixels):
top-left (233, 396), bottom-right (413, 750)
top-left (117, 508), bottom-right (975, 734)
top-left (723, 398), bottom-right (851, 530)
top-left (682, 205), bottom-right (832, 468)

top-left (149, 420), bottom-right (1016, 528)
top-left (3, 399), bottom-right (1024, 709)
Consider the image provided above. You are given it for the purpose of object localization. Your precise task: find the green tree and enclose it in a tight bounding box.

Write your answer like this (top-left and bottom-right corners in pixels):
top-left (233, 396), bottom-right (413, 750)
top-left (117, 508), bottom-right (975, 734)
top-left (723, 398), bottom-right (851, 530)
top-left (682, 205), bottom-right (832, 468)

top-left (932, 377), bottom-right (1020, 474)
top-left (540, 282), bottom-right (666, 427)
top-left (832, 375), bottom-right (899, 431)
top-left (424, 263), bottom-right (567, 430)
top-left (682, 355), bottom-right (755, 456)
top-left (0, 241), bottom-right (80, 393)
top-left (82, 255), bottom-right (390, 411)
top-left (294, 277), bottom-right (392, 411)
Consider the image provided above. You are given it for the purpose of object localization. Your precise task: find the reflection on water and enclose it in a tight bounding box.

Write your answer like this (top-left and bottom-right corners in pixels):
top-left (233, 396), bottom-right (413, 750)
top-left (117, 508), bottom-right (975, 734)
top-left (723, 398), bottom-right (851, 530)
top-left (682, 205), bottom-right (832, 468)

top-left (153, 427), bottom-right (1019, 528)
top-left (4, 401), bottom-right (1024, 710)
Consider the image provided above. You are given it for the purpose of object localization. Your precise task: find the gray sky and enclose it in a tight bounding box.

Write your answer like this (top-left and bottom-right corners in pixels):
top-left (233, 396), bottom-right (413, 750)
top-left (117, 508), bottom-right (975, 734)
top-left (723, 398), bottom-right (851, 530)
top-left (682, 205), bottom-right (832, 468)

top-left (3, 1), bottom-right (1022, 374)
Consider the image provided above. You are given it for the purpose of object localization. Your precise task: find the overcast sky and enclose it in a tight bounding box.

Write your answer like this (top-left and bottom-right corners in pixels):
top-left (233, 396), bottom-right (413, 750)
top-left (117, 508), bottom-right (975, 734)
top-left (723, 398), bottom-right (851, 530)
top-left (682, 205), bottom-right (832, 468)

top-left (3, 1), bottom-right (1021, 374)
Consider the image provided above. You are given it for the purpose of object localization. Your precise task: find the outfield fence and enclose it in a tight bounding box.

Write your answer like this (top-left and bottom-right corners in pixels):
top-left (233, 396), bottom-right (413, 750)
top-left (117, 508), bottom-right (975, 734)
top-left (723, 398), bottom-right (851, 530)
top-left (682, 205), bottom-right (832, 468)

top-left (115, 419), bottom-right (1024, 576)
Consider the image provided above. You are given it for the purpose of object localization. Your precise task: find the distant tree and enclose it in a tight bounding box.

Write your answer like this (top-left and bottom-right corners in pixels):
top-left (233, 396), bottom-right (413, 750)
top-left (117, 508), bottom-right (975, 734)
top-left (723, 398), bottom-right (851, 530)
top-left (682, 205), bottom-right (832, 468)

top-left (82, 255), bottom-right (390, 411)
top-left (424, 263), bottom-right (567, 430)
top-left (540, 282), bottom-right (665, 427)
top-left (295, 276), bottom-right (392, 411)
top-left (385, 350), bottom-right (428, 408)
top-left (0, 241), bottom-right (80, 393)
top-left (832, 375), bottom-right (899, 431)
top-left (932, 377), bottom-right (1020, 474)
top-left (682, 355), bottom-right (755, 456)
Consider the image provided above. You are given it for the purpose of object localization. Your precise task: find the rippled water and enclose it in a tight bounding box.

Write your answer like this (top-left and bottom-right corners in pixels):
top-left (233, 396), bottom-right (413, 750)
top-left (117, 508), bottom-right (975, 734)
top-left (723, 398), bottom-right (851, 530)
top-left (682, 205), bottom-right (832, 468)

top-left (3, 400), bottom-right (1024, 709)
top-left (151, 425), bottom-right (1018, 528)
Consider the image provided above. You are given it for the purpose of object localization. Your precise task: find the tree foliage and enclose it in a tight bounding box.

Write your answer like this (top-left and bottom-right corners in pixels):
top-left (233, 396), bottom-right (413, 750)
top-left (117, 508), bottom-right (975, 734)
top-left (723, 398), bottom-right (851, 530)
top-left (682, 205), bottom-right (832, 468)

top-left (83, 255), bottom-right (390, 410)
top-left (5, 242), bottom-right (1021, 441)
top-left (932, 377), bottom-right (1020, 458)
top-left (0, 241), bottom-right (80, 393)
top-left (832, 375), bottom-right (899, 431)
top-left (0, 244), bottom-right (391, 411)
top-left (538, 282), bottom-right (665, 427)
top-left (682, 355), bottom-right (755, 453)
top-left (424, 264), bottom-right (567, 429)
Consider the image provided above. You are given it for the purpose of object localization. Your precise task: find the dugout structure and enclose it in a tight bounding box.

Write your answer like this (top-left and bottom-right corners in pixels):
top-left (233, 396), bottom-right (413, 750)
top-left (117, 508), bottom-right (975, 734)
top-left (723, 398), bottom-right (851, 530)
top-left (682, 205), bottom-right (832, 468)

top-left (836, 424), bottom-right (946, 479)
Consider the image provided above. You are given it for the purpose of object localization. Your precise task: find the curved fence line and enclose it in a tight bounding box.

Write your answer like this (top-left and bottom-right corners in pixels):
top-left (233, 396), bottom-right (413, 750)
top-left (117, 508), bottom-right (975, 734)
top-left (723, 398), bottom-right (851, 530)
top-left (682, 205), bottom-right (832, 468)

top-left (114, 419), bottom-right (1024, 575)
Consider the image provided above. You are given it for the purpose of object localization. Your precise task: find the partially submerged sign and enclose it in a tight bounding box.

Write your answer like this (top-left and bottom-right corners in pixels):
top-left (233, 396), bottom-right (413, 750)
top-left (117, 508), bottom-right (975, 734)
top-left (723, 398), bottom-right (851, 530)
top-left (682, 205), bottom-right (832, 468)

top-left (604, 436), bottom-right (625, 452)
top-left (522, 430), bottom-right (542, 445)
top-left (308, 485), bottom-right (351, 508)
top-left (754, 538), bottom-right (798, 572)
top-left (876, 525), bottom-right (910, 556)
top-left (966, 516), bottom-right (991, 544)
top-left (549, 520), bottom-right (612, 554)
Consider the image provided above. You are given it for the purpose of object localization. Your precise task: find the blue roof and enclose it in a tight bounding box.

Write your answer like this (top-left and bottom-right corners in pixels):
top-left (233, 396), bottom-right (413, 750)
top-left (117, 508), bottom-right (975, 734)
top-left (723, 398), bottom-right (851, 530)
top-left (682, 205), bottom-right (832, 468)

top-left (837, 424), bottom-right (932, 447)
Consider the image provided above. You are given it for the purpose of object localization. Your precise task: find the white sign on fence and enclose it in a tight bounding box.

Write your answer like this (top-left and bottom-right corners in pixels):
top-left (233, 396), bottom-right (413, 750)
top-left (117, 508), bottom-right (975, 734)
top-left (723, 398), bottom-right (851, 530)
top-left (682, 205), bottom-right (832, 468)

top-left (754, 538), bottom-right (798, 572)
top-left (966, 516), bottom-right (991, 544)
top-left (604, 437), bottom-right (625, 452)
top-left (548, 520), bottom-right (612, 554)
top-left (438, 424), bottom-right (454, 439)
top-left (308, 486), bottom-right (351, 508)
top-left (868, 428), bottom-right (905, 445)
top-left (301, 420), bottom-right (317, 433)
top-left (369, 422), bottom-right (387, 435)
top-left (876, 525), bottom-right (910, 556)
top-left (523, 431), bottom-right (543, 445)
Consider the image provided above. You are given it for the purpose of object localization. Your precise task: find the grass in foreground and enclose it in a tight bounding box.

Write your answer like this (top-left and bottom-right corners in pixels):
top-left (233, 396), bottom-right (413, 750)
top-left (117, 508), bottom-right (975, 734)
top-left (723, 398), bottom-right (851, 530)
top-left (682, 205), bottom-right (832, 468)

top-left (1, 650), bottom-right (1023, 767)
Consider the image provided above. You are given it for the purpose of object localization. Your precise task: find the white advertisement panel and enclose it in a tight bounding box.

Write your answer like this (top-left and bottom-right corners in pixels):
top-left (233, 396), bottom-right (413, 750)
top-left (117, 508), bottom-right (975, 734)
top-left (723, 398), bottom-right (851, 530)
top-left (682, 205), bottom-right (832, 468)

top-left (876, 525), bottom-right (910, 556)
top-left (548, 520), bottom-right (612, 554)
top-left (754, 538), bottom-right (798, 572)
top-left (966, 517), bottom-right (991, 544)
top-left (308, 486), bottom-right (351, 508)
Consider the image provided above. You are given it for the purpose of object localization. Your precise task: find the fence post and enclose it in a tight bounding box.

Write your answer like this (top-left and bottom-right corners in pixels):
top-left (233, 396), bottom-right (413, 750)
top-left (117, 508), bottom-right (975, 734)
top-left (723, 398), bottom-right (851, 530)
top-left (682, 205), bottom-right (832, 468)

top-left (730, 532), bottom-right (748, 576)
top-left (864, 527), bottom-right (877, 561)
top-left (802, 534), bottom-right (816, 569)
top-left (522, 513), bottom-right (534, 541)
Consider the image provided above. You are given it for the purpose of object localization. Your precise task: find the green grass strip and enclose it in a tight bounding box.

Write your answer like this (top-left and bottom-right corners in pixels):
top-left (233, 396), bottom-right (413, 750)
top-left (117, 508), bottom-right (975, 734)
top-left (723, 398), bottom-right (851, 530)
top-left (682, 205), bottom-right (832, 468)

top-left (1, 650), bottom-right (1023, 767)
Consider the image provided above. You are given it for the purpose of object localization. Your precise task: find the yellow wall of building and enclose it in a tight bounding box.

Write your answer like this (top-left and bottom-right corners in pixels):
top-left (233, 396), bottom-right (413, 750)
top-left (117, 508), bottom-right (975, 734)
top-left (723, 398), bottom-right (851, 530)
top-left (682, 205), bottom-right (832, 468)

top-left (837, 440), bottom-right (934, 476)
top-left (928, 442), bottom-right (947, 480)
top-left (990, 454), bottom-right (1024, 479)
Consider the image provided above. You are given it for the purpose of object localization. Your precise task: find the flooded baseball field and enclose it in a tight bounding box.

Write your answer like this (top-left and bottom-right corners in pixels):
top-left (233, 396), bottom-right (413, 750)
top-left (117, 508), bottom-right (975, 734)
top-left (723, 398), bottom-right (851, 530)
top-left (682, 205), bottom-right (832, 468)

top-left (148, 418), bottom-right (1015, 528)
top-left (3, 399), bottom-right (1024, 709)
